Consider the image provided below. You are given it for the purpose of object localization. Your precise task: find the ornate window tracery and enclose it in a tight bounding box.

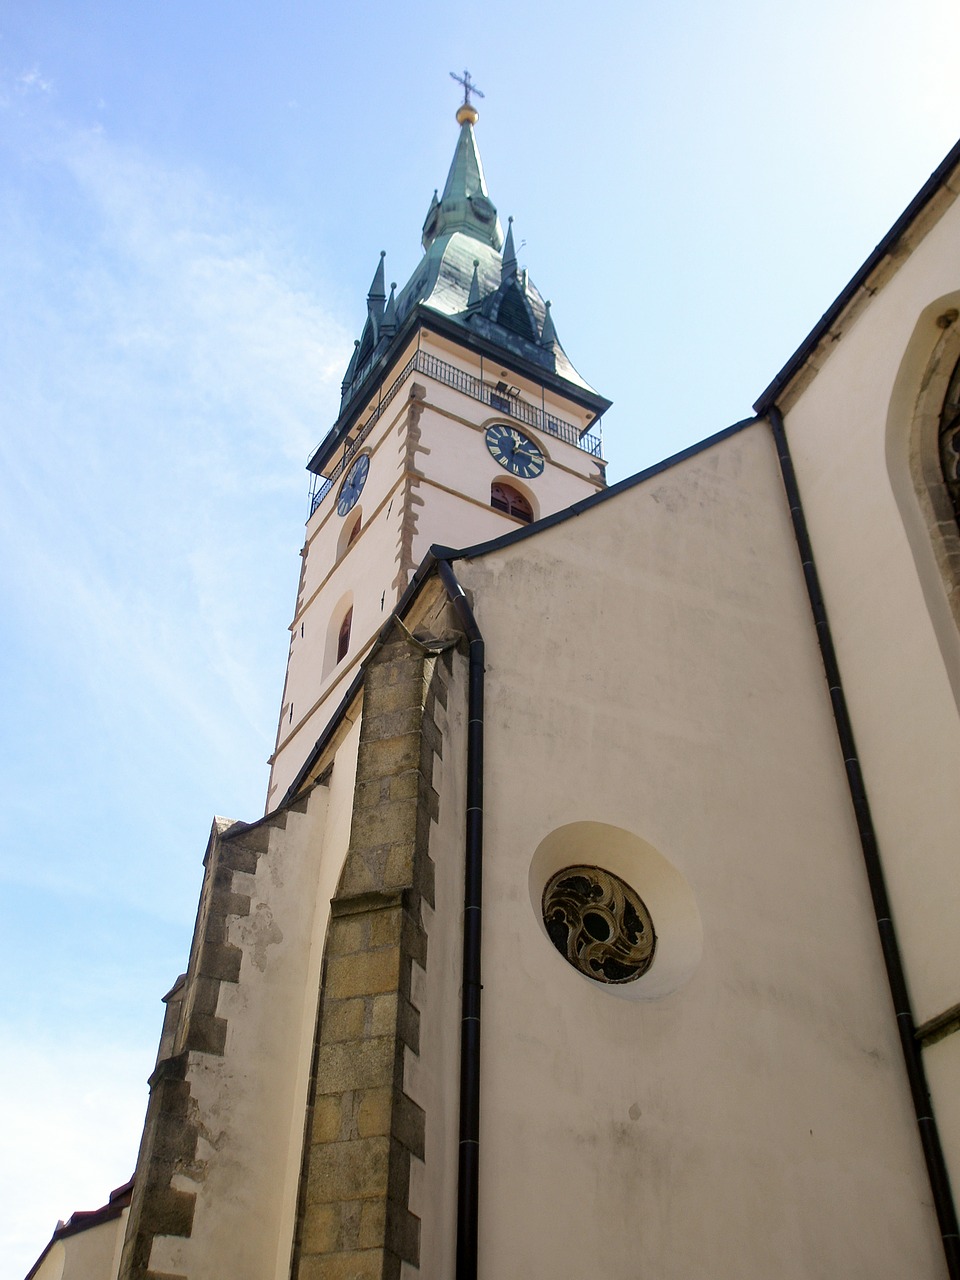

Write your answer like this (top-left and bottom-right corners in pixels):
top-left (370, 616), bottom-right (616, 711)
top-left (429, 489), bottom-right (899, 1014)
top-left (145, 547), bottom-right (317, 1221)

top-left (490, 481), bottom-right (533, 523)
top-left (542, 865), bottom-right (656, 984)
top-left (939, 354), bottom-right (960, 526)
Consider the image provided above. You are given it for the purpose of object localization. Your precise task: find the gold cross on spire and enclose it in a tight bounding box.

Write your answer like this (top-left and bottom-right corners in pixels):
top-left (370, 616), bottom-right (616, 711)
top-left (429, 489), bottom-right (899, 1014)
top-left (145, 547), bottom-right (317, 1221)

top-left (450, 68), bottom-right (484, 107)
top-left (450, 69), bottom-right (484, 124)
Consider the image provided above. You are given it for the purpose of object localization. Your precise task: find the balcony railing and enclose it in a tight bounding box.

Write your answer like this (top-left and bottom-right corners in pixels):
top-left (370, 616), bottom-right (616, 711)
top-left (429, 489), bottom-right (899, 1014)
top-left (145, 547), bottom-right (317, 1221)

top-left (309, 349), bottom-right (603, 516)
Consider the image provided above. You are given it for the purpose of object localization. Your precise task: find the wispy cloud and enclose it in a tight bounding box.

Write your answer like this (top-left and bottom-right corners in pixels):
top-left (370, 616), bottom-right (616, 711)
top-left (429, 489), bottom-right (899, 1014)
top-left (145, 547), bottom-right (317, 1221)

top-left (0, 103), bottom-right (353, 1275)
top-left (0, 109), bottom-right (353, 861)
top-left (17, 66), bottom-right (53, 94)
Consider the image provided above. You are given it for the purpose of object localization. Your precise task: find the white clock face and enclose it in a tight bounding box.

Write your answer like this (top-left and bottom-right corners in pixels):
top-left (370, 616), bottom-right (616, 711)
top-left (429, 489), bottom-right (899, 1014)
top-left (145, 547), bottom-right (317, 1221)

top-left (485, 424), bottom-right (545, 479)
top-left (337, 454), bottom-right (369, 516)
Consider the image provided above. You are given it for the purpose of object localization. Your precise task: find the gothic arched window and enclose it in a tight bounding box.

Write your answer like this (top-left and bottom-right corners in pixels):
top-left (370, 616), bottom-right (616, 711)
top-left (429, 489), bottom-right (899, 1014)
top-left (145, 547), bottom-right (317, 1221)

top-left (939, 354), bottom-right (960, 526)
top-left (491, 482), bottom-right (534, 523)
top-left (337, 608), bottom-right (353, 663)
top-left (336, 511), bottom-right (362, 562)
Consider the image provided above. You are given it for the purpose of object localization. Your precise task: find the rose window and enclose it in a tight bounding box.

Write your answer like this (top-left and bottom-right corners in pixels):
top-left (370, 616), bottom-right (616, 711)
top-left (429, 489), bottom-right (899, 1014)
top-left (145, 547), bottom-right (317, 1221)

top-left (541, 865), bottom-right (656, 984)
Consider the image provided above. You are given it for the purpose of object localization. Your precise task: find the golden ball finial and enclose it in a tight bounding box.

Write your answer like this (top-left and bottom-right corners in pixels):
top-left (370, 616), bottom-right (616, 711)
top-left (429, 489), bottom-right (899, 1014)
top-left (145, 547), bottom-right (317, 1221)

top-left (456, 103), bottom-right (479, 126)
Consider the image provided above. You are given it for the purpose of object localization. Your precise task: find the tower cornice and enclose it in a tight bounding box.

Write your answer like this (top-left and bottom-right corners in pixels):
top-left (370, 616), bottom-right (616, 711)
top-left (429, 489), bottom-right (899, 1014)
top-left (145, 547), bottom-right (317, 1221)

top-left (308, 304), bottom-right (612, 477)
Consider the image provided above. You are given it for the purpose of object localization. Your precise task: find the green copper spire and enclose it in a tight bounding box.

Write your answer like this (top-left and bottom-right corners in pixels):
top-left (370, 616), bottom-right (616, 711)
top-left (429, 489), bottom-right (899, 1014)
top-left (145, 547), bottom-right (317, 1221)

top-left (335, 95), bottom-right (604, 416)
top-left (421, 107), bottom-right (503, 253)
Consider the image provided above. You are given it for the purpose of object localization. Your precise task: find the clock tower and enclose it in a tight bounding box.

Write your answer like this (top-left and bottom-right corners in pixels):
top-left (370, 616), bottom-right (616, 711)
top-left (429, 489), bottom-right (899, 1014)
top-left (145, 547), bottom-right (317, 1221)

top-left (266, 98), bottom-right (612, 807)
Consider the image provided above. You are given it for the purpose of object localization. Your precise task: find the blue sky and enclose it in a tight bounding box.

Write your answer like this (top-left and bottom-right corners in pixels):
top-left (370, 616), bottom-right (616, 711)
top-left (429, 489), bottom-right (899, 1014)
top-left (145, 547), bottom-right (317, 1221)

top-left (2, 1), bottom-right (959, 1273)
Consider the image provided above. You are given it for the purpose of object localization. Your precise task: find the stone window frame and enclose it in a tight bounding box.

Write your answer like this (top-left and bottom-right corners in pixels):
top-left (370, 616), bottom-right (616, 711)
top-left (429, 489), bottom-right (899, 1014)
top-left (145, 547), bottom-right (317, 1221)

top-left (886, 298), bottom-right (960, 708)
top-left (490, 480), bottom-right (535, 523)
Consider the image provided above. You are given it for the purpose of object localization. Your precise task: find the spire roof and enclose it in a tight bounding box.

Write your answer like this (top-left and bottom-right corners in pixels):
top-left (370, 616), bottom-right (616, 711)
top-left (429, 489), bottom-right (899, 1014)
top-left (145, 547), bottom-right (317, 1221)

top-left (335, 103), bottom-right (603, 417)
top-left (422, 116), bottom-right (503, 252)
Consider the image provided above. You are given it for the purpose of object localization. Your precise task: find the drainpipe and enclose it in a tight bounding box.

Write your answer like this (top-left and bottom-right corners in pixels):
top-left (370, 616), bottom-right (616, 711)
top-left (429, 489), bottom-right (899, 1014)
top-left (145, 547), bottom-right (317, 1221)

top-left (768, 405), bottom-right (960, 1278)
top-left (436, 557), bottom-right (485, 1280)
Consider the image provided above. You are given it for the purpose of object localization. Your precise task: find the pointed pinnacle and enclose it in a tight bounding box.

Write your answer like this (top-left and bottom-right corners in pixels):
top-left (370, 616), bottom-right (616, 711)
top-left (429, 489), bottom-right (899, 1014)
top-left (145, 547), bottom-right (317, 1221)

top-left (467, 259), bottom-right (482, 309)
top-left (501, 216), bottom-right (517, 282)
top-left (367, 250), bottom-right (386, 310)
top-left (382, 282), bottom-right (398, 335)
top-left (540, 299), bottom-right (559, 347)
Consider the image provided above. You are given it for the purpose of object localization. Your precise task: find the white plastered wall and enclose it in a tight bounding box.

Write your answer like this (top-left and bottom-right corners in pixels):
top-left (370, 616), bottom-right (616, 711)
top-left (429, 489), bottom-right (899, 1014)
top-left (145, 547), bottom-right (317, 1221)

top-left (456, 424), bottom-right (944, 1279)
top-left (31, 1211), bottom-right (129, 1280)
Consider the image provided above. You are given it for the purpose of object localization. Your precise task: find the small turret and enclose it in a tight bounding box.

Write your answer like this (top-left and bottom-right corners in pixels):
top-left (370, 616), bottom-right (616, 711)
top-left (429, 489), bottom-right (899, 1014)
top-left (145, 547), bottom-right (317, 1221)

top-left (381, 283), bottom-right (398, 338)
top-left (540, 300), bottom-right (559, 349)
top-left (501, 216), bottom-right (518, 283)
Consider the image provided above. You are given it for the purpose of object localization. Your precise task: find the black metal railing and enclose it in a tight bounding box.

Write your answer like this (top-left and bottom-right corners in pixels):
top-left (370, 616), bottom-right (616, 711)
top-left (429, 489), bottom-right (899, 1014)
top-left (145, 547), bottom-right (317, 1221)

top-left (309, 349), bottom-right (603, 515)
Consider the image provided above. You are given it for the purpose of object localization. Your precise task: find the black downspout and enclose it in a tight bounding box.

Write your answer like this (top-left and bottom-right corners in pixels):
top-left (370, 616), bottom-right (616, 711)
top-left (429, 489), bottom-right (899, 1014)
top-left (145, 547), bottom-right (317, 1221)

top-left (436, 557), bottom-right (485, 1280)
top-left (769, 405), bottom-right (960, 1278)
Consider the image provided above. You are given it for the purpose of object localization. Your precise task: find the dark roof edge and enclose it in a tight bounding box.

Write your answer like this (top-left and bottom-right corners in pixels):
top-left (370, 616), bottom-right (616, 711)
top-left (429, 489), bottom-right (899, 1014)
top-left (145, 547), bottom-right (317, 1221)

top-left (25, 1180), bottom-right (135, 1280)
top-left (278, 551), bottom-right (446, 807)
top-left (432, 415), bottom-right (759, 563)
top-left (307, 304), bottom-right (612, 476)
top-left (754, 136), bottom-right (960, 414)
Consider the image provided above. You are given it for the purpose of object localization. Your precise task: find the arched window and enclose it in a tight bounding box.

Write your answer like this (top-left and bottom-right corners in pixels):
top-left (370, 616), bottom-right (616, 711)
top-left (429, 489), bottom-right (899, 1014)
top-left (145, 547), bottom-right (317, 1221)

top-left (885, 303), bottom-right (960, 709)
top-left (337, 608), bottom-right (353, 663)
top-left (491, 482), bottom-right (534, 523)
top-left (336, 511), bottom-right (362, 562)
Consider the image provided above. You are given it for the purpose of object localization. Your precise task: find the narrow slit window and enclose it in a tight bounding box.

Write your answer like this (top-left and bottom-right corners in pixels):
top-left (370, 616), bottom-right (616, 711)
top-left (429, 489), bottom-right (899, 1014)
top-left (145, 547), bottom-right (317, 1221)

top-left (337, 608), bottom-right (353, 663)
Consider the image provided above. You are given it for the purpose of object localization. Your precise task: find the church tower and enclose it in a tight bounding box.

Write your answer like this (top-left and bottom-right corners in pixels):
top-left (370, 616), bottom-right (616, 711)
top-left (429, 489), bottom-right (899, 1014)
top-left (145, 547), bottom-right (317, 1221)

top-left (266, 92), bottom-right (611, 807)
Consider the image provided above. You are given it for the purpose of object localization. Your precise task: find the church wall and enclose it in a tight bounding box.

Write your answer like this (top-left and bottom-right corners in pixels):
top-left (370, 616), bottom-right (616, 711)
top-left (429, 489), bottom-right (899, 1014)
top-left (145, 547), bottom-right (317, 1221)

top-left (454, 423), bottom-right (944, 1278)
top-left (779, 195), bottom-right (960, 1188)
top-left (129, 716), bottom-right (362, 1280)
top-left (402, 646), bottom-right (467, 1280)
top-left (32, 1211), bottom-right (129, 1280)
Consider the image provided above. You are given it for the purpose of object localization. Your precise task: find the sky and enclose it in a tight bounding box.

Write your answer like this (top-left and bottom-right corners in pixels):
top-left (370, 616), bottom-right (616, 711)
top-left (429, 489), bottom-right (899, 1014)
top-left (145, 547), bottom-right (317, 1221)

top-left (1, 1), bottom-right (959, 1274)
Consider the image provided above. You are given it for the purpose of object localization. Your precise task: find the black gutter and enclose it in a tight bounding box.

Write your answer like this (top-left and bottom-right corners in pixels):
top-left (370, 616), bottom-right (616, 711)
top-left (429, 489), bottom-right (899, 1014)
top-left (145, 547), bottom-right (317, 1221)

top-left (769, 405), bottom-right (960, 1278)
top-left (755, 138), bottom-right (960, 415)
top-left (434, 557), bottom-right (485, 1280)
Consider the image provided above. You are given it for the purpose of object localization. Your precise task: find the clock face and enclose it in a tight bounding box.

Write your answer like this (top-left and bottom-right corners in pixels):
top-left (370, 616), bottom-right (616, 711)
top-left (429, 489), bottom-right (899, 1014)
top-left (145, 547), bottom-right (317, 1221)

top-left (485, 424), bottom-right (545, 479)
top-left (337, 454), bottom-right (369, 516)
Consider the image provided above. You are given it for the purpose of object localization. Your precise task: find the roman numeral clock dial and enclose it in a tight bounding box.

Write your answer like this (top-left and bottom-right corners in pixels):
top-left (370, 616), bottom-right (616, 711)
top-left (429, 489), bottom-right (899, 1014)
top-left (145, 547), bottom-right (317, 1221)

top-left (336, 453), bottom-right (370, 516)
top-left (485, 424), bottom-right (545, 479)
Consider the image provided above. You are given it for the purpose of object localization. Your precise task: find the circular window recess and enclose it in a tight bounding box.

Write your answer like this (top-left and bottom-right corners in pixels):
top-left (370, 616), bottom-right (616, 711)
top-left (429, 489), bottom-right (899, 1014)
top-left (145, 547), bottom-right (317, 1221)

top-left (542, 865), bottom-right (656, 984)
top-left (529, 822), bottom-right (702, 1001)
